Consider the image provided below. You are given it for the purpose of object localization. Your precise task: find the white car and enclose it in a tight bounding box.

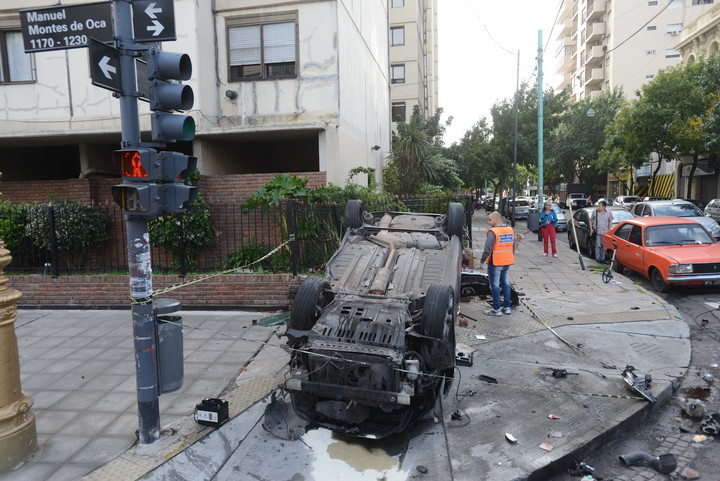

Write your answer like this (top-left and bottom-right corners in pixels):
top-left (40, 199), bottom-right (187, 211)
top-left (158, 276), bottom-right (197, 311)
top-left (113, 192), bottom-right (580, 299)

top-left (632, 200), bottom-right (720, 239)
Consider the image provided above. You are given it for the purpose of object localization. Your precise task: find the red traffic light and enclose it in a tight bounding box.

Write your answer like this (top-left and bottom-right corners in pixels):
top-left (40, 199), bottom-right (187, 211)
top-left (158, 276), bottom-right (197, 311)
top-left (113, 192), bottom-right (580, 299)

top-left (114, 150), bottom-right (149, 178)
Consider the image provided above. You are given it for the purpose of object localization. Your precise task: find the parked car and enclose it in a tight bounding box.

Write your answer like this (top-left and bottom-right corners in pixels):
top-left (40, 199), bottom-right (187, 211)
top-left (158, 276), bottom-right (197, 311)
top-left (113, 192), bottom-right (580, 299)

top-left (705, 198), bottom-right (720, 222)
top-left (285, 200), bottom-right (462, 438)
top-left (614, 195), bottom-right (643, 210)
top-left (642, 196), bottom-right (671, 202)
top-left (504, 199), bottom-right (532, 220)
top-left (552, 204), bottom-right (568, 232)
top-left (596, 197), bottom-right (614, 206)
top-left (631, 200), bottom-right (720, 239)
top-left (600, 217), bottom-right (720, 292)
top-left (567, 193), bottom-right (589, 210)
top-left (675, 199), bottom-right (706, 211)
top-left (568, 206), bottom-right (635, 258)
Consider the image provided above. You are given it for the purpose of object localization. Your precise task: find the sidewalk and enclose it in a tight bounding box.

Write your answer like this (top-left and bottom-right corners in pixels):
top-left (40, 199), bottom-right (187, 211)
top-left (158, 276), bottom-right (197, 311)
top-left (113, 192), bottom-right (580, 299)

top-left (2, 211), bottom-right (692, 480)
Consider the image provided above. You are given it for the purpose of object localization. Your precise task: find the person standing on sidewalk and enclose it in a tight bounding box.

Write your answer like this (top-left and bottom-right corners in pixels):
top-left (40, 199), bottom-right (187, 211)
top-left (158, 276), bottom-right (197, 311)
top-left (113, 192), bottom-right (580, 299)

top-left (481, 211), bottom-right (517, 316)
top-left (590, 200), bottom-right (613, 263)
top-left (539, 201), bottom-right (558, 257)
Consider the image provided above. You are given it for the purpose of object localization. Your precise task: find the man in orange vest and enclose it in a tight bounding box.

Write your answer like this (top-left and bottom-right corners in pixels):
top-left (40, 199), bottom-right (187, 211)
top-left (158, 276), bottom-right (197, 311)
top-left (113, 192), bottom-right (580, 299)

top-left (481, 211), bottom-right (517, 316)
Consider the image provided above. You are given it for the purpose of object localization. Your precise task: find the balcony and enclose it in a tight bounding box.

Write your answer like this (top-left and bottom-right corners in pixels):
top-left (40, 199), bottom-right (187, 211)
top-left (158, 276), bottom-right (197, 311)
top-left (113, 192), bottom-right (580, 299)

top-left (586, 22), bottom-right (605, 45)
top-left (585, 45), bottom-right (604, 64)
top-left (555, 46), bottom-right (576, 73)
top-left (589, 89), bottom-right (603, 99)
top-left (586, 0), bottom-right (606, 22)
top-left (556, 17), bottom-right (573, 40)
top-left (584, 66), bottom-right (604, 86)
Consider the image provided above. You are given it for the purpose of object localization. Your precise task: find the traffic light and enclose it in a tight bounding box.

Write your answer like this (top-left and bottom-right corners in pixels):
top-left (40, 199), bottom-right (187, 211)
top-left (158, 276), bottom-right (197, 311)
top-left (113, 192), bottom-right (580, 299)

top-left (111, 148), bottom-right (161, 215)
top-left (147, 47), bottom-right (195, 143)
top-left (157, 151), bottom-right (198, 213)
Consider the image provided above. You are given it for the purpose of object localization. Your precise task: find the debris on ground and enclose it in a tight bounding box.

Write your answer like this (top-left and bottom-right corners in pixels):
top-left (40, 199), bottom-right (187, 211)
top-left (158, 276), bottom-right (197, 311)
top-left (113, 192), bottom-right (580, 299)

top-left (567, 460), bottom-right (595, 476)
top-left (256, 311), bottom-right (290, 326)
top-left (505, 433), bottom-right (517, 444)
top-left (539, 443), bottom-right (553, 451)
top-left (700, 413), bottom-right (720, 434)
top-left (678, 397), bottom-right (706, 418)
top-left (618, 452), bottom-right (677, 474)
top-left (679, 466), bottom-right (700, 479)
top-left (692, 434), bottom-right (707, 443)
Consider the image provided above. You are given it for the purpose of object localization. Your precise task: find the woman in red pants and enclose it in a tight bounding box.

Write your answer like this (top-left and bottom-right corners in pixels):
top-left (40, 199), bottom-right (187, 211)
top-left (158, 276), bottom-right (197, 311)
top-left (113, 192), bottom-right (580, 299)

top-left (539, 201), bottom-right (558, 257)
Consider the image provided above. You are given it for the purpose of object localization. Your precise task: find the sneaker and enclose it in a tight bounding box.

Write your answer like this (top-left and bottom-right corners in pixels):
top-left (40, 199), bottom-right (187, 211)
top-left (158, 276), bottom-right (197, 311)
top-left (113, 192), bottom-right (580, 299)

top-left (553, 254), bottom-right (558, 257)
top-left (503, 307), bottom-right (512, 315)
top-left (484, 308), bottom-right (503, 317)
top-left (542, 253), bottom-right (548, 257)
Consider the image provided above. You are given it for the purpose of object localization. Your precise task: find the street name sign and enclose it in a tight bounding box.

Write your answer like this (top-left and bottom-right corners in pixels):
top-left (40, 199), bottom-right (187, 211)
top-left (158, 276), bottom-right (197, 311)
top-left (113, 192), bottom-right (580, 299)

top-left (89, 38), bottom-right (122, 94)
top-left (19, 2), bottom-right (113, 53)
top-left (132, 0), bottom-right (176, 43)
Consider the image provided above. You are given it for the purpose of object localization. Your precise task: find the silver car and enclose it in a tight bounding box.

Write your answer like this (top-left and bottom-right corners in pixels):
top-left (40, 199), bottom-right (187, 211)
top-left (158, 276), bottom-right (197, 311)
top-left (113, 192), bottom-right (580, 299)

top-left (632, 200), bottom-right (720, 239)
top-left (615, 195), bottom-right (642, 210)
top-left (552, 204), bottom-right (568, 231)
top-left (705, 198), bottom-right (720, 223)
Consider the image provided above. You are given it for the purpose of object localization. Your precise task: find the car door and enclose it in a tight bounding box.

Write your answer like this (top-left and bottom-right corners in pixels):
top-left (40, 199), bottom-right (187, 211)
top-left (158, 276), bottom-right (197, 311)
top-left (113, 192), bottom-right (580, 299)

top-left (612, 223), bottom-right (635, 271)
top-left (620, 224), bottom-right (645, 273)
top-left (633, 203), bottom-right (646, 217)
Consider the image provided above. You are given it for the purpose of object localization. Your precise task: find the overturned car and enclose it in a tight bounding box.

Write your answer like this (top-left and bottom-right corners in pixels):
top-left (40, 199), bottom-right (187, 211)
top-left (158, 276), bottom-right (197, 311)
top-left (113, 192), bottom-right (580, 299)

top-left (285, 200), bottom-right (464, 438)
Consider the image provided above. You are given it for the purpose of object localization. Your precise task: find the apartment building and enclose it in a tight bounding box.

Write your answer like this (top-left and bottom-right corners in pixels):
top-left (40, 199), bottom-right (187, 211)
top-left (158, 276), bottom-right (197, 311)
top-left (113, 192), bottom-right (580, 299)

top-left (388, 0), bottom-right (438, 127)
top-left (0, 0), bottom-right (391, 190)
top-left (555, 0), bottom-right (715, 199)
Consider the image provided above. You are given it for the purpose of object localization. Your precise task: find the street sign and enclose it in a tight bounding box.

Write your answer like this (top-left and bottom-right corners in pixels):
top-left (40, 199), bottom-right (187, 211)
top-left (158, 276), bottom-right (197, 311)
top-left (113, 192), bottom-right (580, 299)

top-left (19, 2), bottom-right (113, 53)
top-left (89, 38), bottom-right (122, 93)
top-left (132, 0), bottom-right (176, 43)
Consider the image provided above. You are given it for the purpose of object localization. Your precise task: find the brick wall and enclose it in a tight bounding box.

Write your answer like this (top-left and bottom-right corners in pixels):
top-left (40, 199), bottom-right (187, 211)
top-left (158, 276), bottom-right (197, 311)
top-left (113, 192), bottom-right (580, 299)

top-left (8, 273), bottom-right (296, 310)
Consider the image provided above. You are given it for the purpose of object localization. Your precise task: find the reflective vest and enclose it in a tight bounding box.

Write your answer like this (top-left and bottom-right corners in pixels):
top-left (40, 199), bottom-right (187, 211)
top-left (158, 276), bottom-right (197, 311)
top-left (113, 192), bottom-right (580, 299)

top-left (487, 226), bottom-right (515, 266)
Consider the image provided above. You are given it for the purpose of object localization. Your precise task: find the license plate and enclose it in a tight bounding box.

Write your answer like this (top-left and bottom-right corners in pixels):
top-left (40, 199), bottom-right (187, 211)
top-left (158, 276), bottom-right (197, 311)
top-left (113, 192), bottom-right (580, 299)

top-left (704, 280), bottom-right (720, 286)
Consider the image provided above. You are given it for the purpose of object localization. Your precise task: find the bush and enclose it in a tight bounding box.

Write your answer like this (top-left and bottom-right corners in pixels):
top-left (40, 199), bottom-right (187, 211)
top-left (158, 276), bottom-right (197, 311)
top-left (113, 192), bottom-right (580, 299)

top-left (224, 237), bottom-right (291, 273)
top-left (24, 200), bottom-right (110, 269)
top-left (149, 194), bottom-right (216, 270)
top-left (0, 201), bottom-right (29, 253)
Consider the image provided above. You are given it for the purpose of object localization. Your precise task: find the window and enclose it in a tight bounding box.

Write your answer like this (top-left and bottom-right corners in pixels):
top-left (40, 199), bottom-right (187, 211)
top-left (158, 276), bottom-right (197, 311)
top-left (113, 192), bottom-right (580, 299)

top-left (692, 0), bottom-right (713, 5)
top-left (0, 31), bottom-right (34, 84)
top-left (647, 26), bottom-right (657, 31)
top-left (391, 0), bottom-right (405, 7)
top-left (391, 64), bottom-right (405, 84)
top-left (391, 27), bottom-right (405, 46)
top-left (646, 74), bottom-right (655, 79)
top-left (646, 50), bottom-right (656, 55)
top-left (392, 102), bottom-right (406, 122)
top-left (665, 49), bottom-right (681, 58)
top-left (648, 1), bottom-right (658, 5)
top-left (228, 15), bottom-right (297, 81)
top-left (629, 226), bottom-right (643, 245)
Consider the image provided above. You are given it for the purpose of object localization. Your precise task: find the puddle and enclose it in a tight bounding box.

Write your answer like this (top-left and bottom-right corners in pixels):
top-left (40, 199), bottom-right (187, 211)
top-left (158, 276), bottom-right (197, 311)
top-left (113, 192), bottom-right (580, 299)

top-left (303, 428), bottom-right (409, 480)
top-left (680, 386), bottom-right (712, 400)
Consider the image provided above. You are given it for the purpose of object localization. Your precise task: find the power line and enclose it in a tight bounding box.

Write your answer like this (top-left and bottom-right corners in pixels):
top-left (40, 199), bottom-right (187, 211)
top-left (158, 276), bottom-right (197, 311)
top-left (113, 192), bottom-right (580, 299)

top-left (606, 0), bottom-right (674, 56)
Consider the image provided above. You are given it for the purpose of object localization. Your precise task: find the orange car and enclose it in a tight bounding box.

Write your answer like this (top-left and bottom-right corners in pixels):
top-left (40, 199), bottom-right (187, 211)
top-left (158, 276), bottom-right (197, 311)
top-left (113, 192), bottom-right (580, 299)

top-left (600, 216), bottom-right (720, 292)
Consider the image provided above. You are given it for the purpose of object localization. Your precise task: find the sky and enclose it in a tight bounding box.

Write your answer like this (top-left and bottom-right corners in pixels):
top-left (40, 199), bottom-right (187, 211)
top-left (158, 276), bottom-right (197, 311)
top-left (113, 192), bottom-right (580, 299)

top-left (438, 0), bottom-right (563, 145)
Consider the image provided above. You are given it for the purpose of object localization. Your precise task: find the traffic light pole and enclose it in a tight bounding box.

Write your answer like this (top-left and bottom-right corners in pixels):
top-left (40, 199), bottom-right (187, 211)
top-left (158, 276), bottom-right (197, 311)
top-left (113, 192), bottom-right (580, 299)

top-left (114, 0), bottom-right (160, 444)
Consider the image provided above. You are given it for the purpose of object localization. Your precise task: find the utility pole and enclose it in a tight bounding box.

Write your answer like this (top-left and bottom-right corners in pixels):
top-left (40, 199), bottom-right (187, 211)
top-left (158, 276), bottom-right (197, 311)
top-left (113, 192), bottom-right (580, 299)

top-left (537, 30), bottom-right (544, 207)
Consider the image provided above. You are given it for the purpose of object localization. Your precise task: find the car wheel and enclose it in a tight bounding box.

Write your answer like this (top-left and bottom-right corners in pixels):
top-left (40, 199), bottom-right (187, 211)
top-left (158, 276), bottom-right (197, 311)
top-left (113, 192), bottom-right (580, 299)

top-left (290, 276), bottom-right (333, 332)
top-left (447, 203), bottom-right (464, 238)
top-left (586, 236), bottom-right (595, 259)
top-left (614, 259), bottom-right (625, 275)
top-left (650, 267), bottom-right (671, 293)
top-left (344, 199), bottom-right (365, 229)
top-left (422, 283), bottom-right (456, 366)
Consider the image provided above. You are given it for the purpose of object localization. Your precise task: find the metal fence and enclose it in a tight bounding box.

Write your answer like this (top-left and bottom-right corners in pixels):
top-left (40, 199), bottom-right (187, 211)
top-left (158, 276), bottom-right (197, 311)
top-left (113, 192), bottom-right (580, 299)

top-left (0, 196), bottom-right (472, 276)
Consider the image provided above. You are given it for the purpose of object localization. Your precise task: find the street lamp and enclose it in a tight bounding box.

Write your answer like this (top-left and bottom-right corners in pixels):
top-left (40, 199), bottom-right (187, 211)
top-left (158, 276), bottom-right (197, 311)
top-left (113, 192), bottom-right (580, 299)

top-left (586, 108), bottom-right (596, 117)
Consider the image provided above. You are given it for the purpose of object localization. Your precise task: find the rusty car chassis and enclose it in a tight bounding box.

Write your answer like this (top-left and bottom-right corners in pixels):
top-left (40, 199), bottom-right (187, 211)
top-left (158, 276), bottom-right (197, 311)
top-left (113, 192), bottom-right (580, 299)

top-left (285, 200), bottom-right (464, 438)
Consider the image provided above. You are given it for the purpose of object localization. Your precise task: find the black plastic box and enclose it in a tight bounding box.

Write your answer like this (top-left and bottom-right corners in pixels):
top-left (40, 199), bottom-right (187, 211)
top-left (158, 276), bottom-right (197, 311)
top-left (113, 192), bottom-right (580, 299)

top-left (195, 398), bottom-right (229, 427)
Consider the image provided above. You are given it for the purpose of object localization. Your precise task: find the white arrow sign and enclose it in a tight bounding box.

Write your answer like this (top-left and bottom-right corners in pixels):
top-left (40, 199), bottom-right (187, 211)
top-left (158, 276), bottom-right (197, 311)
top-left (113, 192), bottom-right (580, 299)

top-left (147, 19), bottom-right (165, 36)
top-left (144, 2), bottom-right (162, 19)
top-left (98, 55), bottom-right (116, 79)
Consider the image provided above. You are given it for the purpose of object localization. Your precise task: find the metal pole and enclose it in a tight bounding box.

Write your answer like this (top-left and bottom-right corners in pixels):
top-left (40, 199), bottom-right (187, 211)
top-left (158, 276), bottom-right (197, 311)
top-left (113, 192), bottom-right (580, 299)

top-left (48, 204), bottom-right (60, 278)
top-left (512, 50), bottom-right (519, 228)
top-left (537, 30), bottom-right (544, 207)
top-left (114, 0), bottom-right (160, 444)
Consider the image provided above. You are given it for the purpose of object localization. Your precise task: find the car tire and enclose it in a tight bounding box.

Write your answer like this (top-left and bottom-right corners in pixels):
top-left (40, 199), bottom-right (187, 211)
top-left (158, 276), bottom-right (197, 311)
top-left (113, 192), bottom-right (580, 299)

top-left (422, 284), bottom-right (456, 368)
top-left (568, 230), bottom-right (575, 249)
top-left (344, 199), bottom-right (365, 229)
top-left (447, 203), bottom-right (464, 238)
top-left (290, 276), bottom-right (333, 332)
top-left (650, 267), bottom-right (671, 293)
top-left (586, 236), bottom-right (595, 259)
top-left (614, 259), bottom-right (625, 275)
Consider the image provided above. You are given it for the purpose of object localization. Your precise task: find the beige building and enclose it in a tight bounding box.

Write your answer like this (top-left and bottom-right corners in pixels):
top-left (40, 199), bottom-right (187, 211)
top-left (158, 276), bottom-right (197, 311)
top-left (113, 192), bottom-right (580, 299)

top-left (554, 0), bottom-right (715, 199)
top-left (388, 0), bottom-right (438, 127)
top-left (0, 0), bottom-right (391, 187)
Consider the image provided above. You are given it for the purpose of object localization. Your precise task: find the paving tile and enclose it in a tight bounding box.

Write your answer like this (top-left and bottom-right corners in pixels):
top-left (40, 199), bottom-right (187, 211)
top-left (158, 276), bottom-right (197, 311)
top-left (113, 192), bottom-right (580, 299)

top-left (69, 436), bottom-right (133, 464)
top-left (34, 435), bottom-right (88, 463)
top-left (28, 390), bottom-right (71, 410)
top-left (56, 411), bottom-right (115, 437)
top-left (49, 390), bottom-right (106, 411)
top-left (33, 409), bottom-right (80, 435)
top-left (45, 463), bottom-right (96, 481)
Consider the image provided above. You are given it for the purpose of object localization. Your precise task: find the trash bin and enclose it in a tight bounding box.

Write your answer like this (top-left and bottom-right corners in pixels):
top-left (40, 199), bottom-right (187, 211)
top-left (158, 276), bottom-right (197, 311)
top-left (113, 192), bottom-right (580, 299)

top-left (154, 298), bottom-right (184, 394)
top-left (527, 208), bottom-right (539, 232)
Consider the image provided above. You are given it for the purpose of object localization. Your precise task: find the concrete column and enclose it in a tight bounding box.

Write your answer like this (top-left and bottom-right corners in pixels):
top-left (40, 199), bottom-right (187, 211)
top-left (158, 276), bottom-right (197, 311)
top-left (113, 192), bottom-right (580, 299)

top-left (0, 239), bottom-right (37, 474)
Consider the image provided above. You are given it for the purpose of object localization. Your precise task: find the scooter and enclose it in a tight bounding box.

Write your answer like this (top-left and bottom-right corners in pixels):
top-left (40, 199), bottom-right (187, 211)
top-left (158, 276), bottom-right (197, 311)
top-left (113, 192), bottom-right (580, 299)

top-left (602, 241), bottom-right (618, 284)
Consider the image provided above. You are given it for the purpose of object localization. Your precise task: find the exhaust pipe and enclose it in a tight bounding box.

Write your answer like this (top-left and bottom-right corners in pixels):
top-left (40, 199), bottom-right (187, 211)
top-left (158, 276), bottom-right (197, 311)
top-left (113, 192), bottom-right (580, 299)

top-left (618, 453), bottom-right (677, 474)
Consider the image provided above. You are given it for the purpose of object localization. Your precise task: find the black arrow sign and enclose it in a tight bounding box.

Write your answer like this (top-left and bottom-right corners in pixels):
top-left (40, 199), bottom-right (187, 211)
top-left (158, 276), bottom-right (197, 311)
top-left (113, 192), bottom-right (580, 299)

top-left (89, 37), bottom-right (122, 93)
top-left (132, 0), bottom-right (176, 43)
